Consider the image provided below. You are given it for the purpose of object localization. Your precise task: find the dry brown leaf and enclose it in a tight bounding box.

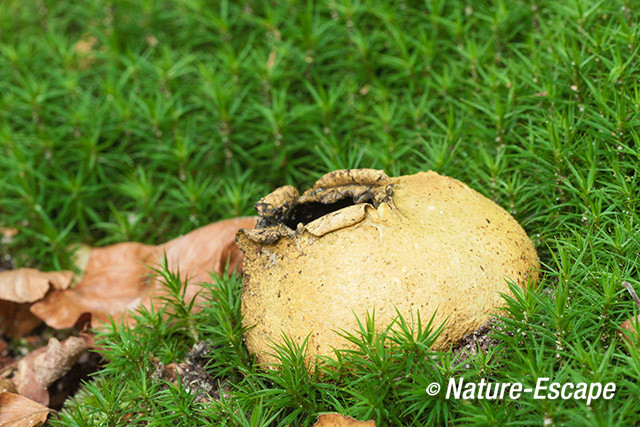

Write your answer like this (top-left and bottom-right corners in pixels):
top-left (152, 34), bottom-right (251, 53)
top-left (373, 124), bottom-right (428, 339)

top-left (31, 217), bottom-right (256, 330)
top-left (0, 379), bottom-right (17, 394)
top-left (620, 315), bottom-right (640, 344)
top-left (74, 36), bottom-right (97, 54)
top-left (157, 218), bottom-right (252, 304)
top-left (314, 413), bottom-right (376, 426)
top-left (33, 337), bottom-right (90, 388)
top-left (0, 392), bottom-right (50, 426)
top-left (0, 301), bottom-right (43, 338)
top-left (10, 336), bottom-right (91, 406)
top-left (69, 243), bottom-right (93, 279)
top-left (619, 281), bottom-right (640, 345)
top-left (0, 269), bottom-right (73, 303)
top-left (74, 35), bottom-right (98, 69)
top-left (0, 269), bottom-right (73, 337)
top-left (146, 34), bottom-right (158, 46)
top-left (0, 339), bottom-right (13, 371)
top-left (0, 227), bottom-right (18, 244)
top-left (30, 242), bottom-right (155, 329)
top-left (11, 359), bottom-right (49, 406)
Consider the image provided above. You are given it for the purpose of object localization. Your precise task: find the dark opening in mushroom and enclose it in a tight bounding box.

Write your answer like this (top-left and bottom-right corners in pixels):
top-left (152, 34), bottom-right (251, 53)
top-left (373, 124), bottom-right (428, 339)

top-left (282, 192), bottom-right (376, 228)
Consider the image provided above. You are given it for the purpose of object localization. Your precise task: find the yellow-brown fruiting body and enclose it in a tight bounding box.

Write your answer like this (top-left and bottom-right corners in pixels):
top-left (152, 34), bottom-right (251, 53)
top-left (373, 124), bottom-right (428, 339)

top-left (237, 170), bottom-right (539, 366)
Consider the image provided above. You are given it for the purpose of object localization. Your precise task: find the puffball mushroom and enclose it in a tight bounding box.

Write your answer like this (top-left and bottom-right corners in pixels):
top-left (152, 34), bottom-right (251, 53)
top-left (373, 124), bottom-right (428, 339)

top-left (236, 169), bottom-right (539, 366)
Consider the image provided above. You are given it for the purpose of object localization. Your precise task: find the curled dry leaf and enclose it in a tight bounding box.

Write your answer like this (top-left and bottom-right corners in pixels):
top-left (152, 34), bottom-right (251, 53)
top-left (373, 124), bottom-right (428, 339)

top-left (11, 359), bottom-right (48, 406)
top-left (0, 227), bottom-right (18, 244)
top-left (73, 35), bottom-right (98, 69)
top-left (31, 217), bottom-right (256, 330)
top-left (10, 336), bottom-right (91, 406)
top-left (0, 269), bottom-right (73, 303)
top-left (619, 281), bottom-right (640, 345)
top-left (620, 316), bottom-right (640, 343)
top-left (146, 34), bottom-right (158, 47)
top-left (0, 392), bottom-right (50, 426)
top-left (0, 301), bottom-right (43, 338)
top-left (33, 336), bottom-right (91, 388)
top-left (31, 242), bottom-right (154, 329)
top-left (0, 269), bottom-right (73, 337)
top-left (314, 413), bottom-right (376, 427)
top-left (73, 35), bottom-right (97, 54)
top-left (0, 379), bottom-right (17, 394)
top-left (0, 339), bottom-right (11, 371)
top-left (68, 243), bottom-right (93, 282)
top-left (159, 217), bottom-right (253, 304)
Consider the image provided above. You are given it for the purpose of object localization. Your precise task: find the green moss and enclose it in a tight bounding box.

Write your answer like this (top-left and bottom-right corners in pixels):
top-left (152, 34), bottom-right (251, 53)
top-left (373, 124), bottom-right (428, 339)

top-left (1, 0), bottom-right (639, 424)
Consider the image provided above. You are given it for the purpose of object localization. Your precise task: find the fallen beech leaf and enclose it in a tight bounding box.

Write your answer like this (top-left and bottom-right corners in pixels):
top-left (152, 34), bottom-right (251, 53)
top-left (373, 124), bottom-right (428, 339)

top-left (158, 218), bottom-right (252, 304)
top-left (10, 336), bottom-right (91, 405)
top-left (0, 269), bottom-right (73, 303)
top-left (33, 337), bottom-right (90, 387)
top-left (620, 315), bottom-right (640, 343)
top-left (314, 413), bottom-right (376, 426)
top-left (31, 217), bottom-right (257, 330)
top-left (619, 281), bottom-right (640, 345)
top-left (0, 269), bottom-right (73, 337)
top-left (74, 35), bottom-right (98, 69)
top-left (12, 359), bottom-right (49, 406)
top-left (0, 301), bottom-right (43, 337)
top-left (0, 379), bottom-right (17, 394)
top-left (0, 339), bottom-right (12, 371)
top-left (73, 312), bottom-right (93, 333)
top-left (146, 34), bottom-right (158, 47)
top-left (69, 243), bottom-right (93, 280)
top-left (31, 242), bottom-right (155, 329)
top-left (0, 227), bottom-right (18, 244)
top-left (0, 392), bottom-right (50, 426)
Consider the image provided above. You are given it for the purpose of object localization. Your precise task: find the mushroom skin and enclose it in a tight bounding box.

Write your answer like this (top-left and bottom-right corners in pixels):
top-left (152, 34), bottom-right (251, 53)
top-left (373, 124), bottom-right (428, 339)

top-left (237, 170), bottom-right (540, 366)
